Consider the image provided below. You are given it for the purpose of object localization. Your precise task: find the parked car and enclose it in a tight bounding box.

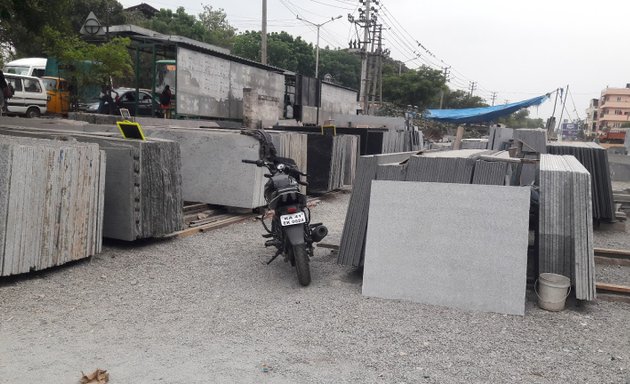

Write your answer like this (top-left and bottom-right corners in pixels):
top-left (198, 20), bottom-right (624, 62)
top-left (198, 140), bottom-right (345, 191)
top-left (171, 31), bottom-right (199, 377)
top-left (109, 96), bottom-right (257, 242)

top-left (4, 74), bottom-right (49, 118)
top-left (85, 88), bottom-right (162, 117)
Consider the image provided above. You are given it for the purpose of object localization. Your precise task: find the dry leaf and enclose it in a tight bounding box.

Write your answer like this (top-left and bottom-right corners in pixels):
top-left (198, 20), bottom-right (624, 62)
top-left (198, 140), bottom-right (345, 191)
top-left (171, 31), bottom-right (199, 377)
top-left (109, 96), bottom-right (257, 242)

top-left (80, 369), bottom-right (109, 384)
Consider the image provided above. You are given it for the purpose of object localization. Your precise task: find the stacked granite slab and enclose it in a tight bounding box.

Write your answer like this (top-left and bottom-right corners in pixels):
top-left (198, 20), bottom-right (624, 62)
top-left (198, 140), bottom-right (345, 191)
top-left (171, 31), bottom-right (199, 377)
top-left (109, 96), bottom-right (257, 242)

top-left (363, 180), bottom-right (530, 315)
top-left (487, 126), bottom-right (514, 150)
top-left (382, 130), bottom-right (423, 153)
top-left (608, 154), bottom-right (630, 181)
top-left (0, 136), bottom-right (105, 276)
top-left (513, 128), bottom-right (547, 186)
top-left (547, 142), bottom-right (615, 222)
top-left (539, 154), bottom-right (596, 300)
top-left (338, 149), bottom-right (514, 267)
top-left (270, 125), bottom-right (423, 156)
top-left (338, 151), bottom-right (418, 267)
top-left (472, 159), bottom-right (510, 185)
top-left (460, 139), bottom-right (488, 149)
top-left (513, 128), bottom-right (547, 153)
top-left (270, 131), bottom-right (308, 194)
top-left (136, 127), bottom-right (267, 209)
top-left (0, 126), bottom-right (184, 240)
top-left (306, 134), bottom-right (358, 194)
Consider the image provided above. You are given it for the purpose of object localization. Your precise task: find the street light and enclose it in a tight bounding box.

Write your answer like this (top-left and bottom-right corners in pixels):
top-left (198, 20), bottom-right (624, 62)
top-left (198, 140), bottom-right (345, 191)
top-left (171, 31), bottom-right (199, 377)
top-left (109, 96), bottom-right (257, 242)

top-left (399, 56), bottom-right (419, 75)
top-left (297, 14), bottom-right (342, 79)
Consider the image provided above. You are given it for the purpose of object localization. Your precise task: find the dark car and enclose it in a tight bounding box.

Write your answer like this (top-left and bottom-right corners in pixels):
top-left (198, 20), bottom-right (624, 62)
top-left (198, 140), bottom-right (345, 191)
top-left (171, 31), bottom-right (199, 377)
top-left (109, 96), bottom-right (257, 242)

top-left (85, 88), bottom-right (163, 117)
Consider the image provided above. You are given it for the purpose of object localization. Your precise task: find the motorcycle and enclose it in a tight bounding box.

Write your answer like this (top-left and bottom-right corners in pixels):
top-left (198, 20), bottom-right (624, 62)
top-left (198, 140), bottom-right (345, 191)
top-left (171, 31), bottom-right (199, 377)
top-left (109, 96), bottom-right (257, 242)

top-left (241, 130), bottom-right (328, 286)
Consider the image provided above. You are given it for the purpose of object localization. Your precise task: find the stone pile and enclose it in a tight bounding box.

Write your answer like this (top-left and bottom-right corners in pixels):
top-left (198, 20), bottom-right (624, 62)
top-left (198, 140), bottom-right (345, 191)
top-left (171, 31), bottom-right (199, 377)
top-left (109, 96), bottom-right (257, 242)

top-left (539, 154), bottom-right (596, 301)
top-left (0, 136), bottom-right (105, 276)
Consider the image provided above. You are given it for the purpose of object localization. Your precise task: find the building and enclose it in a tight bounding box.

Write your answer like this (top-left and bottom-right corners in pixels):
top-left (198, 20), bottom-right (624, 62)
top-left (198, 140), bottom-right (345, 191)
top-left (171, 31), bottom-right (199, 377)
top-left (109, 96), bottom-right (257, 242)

top-left (597, 85), bottom-right (630, 130)
top-left (584, 98), bottom-right (598, 134)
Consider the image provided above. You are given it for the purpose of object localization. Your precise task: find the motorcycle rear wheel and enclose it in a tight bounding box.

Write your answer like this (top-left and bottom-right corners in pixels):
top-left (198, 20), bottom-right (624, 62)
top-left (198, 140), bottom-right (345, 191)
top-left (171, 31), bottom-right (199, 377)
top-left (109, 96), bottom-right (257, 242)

top-left (292, 244), bottom-right (311, 286)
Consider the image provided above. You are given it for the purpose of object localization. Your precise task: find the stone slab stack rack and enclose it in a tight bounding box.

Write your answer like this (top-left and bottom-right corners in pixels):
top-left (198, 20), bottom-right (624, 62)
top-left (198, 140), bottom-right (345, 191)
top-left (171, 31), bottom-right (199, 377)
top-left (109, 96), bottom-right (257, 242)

top-left (539, 154), bottom-right (596, 301)
top-left (547, 142), bottom-right (615, 222)
top-left (0, 136), bottom-right (105, 276)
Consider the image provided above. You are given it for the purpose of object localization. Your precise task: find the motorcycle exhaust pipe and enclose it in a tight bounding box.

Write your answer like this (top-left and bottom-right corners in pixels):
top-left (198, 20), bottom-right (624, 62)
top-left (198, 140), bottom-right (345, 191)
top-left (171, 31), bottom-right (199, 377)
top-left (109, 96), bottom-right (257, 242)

top-left (311, 225), bottom-right (328, 243)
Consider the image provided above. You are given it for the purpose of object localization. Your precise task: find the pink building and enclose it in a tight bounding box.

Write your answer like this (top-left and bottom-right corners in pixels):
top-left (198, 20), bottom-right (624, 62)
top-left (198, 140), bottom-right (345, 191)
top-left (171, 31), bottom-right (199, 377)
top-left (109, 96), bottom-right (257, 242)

top-left (597, 84), bottom-right (630, 130)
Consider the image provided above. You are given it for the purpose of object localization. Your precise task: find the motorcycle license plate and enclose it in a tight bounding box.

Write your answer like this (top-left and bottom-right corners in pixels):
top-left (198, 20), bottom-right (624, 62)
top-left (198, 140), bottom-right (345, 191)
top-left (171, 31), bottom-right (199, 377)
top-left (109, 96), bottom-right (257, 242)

top-left (280, 212), bottom-right (306, 226)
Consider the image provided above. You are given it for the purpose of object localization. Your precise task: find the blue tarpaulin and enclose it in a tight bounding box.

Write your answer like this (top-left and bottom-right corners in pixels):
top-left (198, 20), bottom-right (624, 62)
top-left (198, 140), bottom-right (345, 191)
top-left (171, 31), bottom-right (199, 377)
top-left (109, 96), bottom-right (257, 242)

top-left (424, 94), bottom-right (549, 124)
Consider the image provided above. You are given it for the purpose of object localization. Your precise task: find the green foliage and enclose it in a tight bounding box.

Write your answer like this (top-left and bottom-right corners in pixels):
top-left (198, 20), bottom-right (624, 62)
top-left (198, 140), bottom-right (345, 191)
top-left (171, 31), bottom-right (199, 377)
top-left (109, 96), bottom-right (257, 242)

top-left (41, 26), bottom-right (132, 89)
top-left (497, 109), bottom-right (544, 128)
top-left (232, 31), bottom-right (315, 75)
top-left (439, 89), bottom-right (487, 109)
top-left (132, 6), bottom-right (235, 48)
top-left (382, 65), bottom-right (446, 109)
top-left (198, 5), bottom-right (236, 47)
top-left (0, 0), bottom-right (124, 57)
top-left (318, 48), bottom-right (361, 89)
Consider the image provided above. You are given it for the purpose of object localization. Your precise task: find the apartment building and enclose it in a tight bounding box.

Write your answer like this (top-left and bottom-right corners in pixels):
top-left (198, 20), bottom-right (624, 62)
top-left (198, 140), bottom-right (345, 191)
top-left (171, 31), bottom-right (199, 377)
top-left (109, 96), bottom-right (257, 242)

top-left (597, 85), bottom-right (630, 130)
top-left (585, 98), bottom-right (598, 134)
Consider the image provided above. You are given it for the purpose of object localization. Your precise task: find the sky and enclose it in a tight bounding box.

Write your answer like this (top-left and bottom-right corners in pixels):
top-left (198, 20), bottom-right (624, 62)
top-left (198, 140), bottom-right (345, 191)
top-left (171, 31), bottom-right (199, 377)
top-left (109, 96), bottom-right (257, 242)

top-left (117, 0), bottom-right (629, 121)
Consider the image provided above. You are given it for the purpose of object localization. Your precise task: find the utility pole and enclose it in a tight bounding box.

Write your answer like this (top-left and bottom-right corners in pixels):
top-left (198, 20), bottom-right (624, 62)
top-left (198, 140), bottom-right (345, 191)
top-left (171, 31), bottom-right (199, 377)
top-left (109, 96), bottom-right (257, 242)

top-left (556, 84), bottom-right (569, 136)
top-left (296, 14), bottom-right (342, 78)
top-left (359, 0), bottom-right (371, 114)
top-left (439, 66), bottom-right (450, 109)
top-left (469, 81), bottom-right (477, 97)
top-left (261, 0), bottom-right (267, 64)
top-left (491, 91), bottom-right (497, 106)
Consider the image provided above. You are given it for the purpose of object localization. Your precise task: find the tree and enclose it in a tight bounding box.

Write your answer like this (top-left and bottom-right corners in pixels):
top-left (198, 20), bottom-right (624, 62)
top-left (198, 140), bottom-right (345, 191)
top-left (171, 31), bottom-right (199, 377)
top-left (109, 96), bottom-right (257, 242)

top-left (232, 31), bottom-right (315, 75)
top-left (439, 89), bottom-right (487, 109)
top-left (318, 48), bottom-right (361, 89)
top-left (497, 109), bottom-right (544, 128)
top-left (382, 65), bottom-right (446, 109)
top-left (198, 5), bottom-right (236, 47)
top-left (0, 0), bottom-right (124, 58)
top-left (132, 6), bottom-right (236, 48)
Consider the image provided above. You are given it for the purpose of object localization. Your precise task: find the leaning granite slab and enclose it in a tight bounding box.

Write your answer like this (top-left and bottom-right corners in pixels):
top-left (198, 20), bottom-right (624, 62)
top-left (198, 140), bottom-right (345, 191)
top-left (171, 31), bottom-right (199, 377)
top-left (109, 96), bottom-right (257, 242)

top-left (362, 180), bottom-right (530, 316)
top-left (0, 135), bottom-right (105, 276)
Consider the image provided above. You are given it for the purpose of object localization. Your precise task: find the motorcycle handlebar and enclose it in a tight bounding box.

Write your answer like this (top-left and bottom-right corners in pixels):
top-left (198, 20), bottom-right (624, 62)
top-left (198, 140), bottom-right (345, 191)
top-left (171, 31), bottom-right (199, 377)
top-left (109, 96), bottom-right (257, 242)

top-left (241, 159), bottom-right (260, 165)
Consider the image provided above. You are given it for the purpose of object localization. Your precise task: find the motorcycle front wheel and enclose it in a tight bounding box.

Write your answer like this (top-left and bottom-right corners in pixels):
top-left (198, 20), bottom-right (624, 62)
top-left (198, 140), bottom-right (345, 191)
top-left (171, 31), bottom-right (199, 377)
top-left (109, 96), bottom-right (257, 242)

top-left (292, 244), bottom-right (311, 286)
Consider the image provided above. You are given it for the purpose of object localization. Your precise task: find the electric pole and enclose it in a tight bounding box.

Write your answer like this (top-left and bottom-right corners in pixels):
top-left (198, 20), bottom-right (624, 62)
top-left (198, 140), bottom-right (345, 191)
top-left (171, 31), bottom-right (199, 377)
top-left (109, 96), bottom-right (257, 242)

top-left (469, 81), bottom-right (477, 97)
top-left (491, 91), bottom-right (497, 106)
top-left (359, 0), bottom-right (371, 114)
top-left (439, 66), bottom-right (450, 109)
top-left (261, 0), bottom-right (267, 64)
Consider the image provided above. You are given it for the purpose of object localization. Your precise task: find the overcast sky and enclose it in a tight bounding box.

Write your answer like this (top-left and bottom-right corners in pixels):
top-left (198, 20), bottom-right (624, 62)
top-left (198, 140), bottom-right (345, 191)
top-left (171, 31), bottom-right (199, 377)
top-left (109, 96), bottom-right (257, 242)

top-left (118, 0), bottom-right (628, 121)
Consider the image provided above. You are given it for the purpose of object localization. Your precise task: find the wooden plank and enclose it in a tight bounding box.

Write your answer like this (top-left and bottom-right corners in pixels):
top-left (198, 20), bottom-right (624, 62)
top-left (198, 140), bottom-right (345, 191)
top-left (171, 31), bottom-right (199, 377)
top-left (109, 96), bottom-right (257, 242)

top-left (593, 247), bottom-right (630, 259)
top-left (183, 202), bottom-right (212, 213)
top-left (594, 255), bottom-right (630, 267)
top-left (163, 215), bottom-right (252, 239)
top-left (596, 293), bottom-right (630, 304)
top-left (596, 282), bottom-right (630, 295)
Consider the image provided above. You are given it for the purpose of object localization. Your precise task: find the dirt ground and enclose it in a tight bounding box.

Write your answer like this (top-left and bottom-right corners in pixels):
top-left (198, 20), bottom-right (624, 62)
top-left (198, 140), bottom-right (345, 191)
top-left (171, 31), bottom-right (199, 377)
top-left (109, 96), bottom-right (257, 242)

top-left (1, 192), bottom-right (629, 384)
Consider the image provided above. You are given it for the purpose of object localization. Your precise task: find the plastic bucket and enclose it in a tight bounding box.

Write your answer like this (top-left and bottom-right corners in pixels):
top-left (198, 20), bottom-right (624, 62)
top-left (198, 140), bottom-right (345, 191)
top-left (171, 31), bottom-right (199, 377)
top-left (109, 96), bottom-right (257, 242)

top-left (536, 273), bottom-right (571, 312)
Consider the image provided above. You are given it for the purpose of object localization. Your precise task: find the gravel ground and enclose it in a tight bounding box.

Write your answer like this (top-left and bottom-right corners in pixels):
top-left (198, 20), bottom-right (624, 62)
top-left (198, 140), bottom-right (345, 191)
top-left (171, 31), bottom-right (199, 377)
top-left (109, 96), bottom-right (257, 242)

top-left (1, 191), bottom-right (629, 384)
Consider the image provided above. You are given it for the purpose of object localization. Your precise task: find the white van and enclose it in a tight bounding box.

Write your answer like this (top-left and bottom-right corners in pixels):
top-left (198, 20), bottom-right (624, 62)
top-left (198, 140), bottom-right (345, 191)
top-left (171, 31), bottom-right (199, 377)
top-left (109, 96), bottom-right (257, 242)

top-left (3, 58), bottom-right (47, 77)
top-left (4, 74), bottom-right (49, 117)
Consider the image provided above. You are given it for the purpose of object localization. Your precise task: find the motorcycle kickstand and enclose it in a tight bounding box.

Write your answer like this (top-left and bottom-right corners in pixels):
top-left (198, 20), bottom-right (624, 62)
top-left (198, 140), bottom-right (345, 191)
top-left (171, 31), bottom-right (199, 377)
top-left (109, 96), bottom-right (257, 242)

top-left (266, 249), bottom-right (282, 265)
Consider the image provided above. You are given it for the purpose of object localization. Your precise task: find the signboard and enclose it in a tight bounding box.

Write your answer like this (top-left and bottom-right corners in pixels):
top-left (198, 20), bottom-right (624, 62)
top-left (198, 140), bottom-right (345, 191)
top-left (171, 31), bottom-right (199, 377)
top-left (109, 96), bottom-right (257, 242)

top-left (561, 122), bottom-right (579, 140)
